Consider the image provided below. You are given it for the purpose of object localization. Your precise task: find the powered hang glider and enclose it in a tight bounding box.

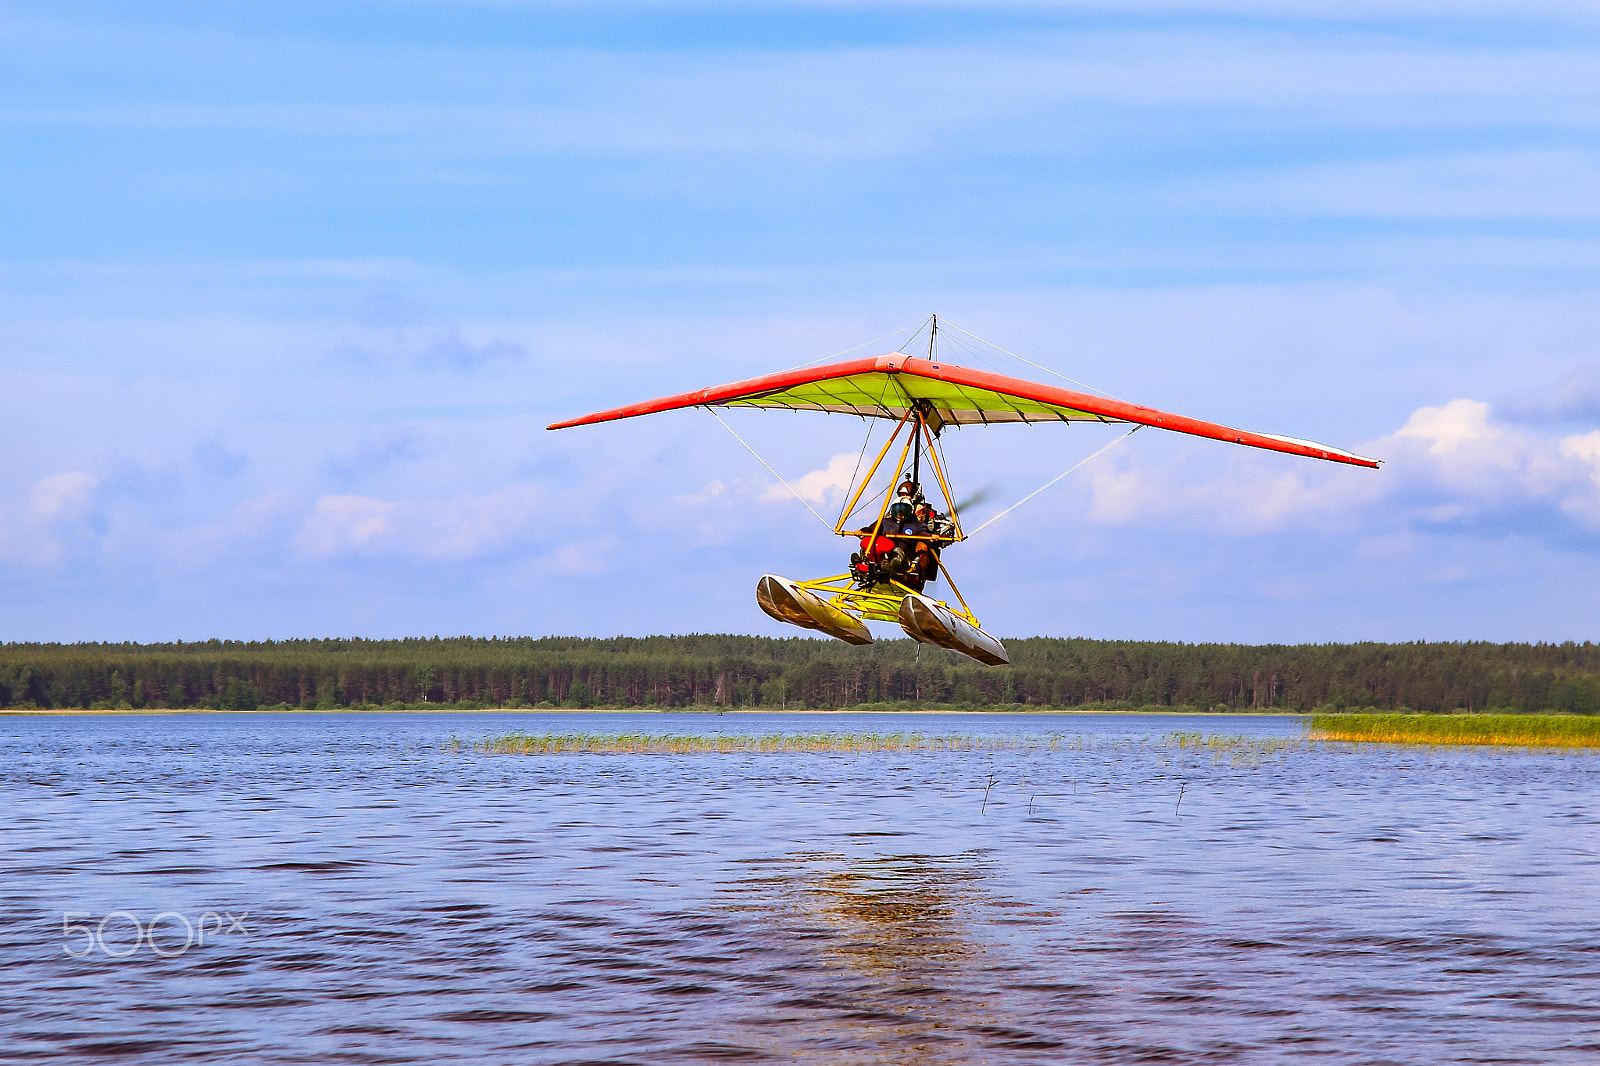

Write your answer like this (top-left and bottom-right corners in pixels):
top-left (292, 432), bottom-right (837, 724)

top-left (547, 322), bottom-right (1379, 666)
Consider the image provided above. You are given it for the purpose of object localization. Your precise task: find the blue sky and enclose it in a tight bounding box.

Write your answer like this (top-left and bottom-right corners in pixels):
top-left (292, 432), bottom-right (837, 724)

top-left (3, 1), bottom-right (1599, 644)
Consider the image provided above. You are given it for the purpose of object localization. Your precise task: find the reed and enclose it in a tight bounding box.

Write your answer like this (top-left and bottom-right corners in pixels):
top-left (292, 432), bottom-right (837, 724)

top-left (1309, 712), bottom-right (1600, 748)
top-left (467, 730), bottom-right (1317, 758)
top-left (1162, 732), bottom-right (1308, 765)
top-left (1166, 732), bottom-right (1305, 754)
top-left (470, 731), bottom-right (1063, 755)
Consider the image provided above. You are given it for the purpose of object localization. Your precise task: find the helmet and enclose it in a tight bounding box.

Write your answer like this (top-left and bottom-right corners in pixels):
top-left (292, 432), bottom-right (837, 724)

top-left (888, 502), bottom-right (913, 522)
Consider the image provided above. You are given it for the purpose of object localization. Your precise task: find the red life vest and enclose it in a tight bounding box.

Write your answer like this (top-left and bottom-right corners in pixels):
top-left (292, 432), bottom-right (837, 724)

top-left (859, 534), bottom-right (896, 559)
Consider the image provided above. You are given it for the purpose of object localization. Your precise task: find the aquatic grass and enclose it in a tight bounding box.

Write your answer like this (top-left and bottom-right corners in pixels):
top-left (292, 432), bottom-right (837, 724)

top-left (1166, 733), bottom-right (1305, 755)
top-left (469, 731), bottom-right (1076, 755)
top-left (465, 730), bottom-right (1320, 760)
top-left (1163, 732), bottom-right (1309, 766)
top-left (1309, 712), bottom-right (1600, 748)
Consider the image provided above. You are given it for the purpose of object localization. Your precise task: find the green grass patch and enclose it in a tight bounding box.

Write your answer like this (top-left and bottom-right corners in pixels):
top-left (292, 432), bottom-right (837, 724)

top-left (1310, 712), bottom-right (1600, 748)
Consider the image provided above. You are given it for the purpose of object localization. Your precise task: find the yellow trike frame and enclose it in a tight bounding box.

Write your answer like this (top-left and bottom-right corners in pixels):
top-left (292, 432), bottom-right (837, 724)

top-left (798, 402), bottom-right (984, 630)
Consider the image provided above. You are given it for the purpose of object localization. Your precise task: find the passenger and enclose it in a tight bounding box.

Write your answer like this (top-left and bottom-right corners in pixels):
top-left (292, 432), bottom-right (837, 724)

top-left (920, 502), bottom-right (959, 545)
top-left (895, 479), bottom-right (924, 507)
top-left (913, 502), bottom-right (946, 584)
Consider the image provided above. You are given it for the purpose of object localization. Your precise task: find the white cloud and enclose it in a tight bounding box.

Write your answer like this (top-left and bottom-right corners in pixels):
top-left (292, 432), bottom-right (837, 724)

top-left (0, 471), bottom-right (105, 567)
top-left (1086, 456), bottom-right (1378, 534)
top-left (543, 538), bottom-right (615, 578)
top-left (1388, 399), bottom-right (1588, 513)
top-left (168, 491), bottom-right (302, 567)
top-left (1559, 429), bottom-right (1600, 462)
top-left (426, 484), bottom-right (545, 559)
top-left (1083, 398), bottom-right (1600, 539)
top-left (672, 480), bottom-right (726, 506)
top-left (1559, 429), bottom-right (1600, 524)
top-left (292, 484), bottom-right (546, 561)
top-left (26, 471), bottom-right (98, 522)
top-left (328, 319), bottom-right (526, 373)
top-left (294, 495), bottom-right (397, 558)
top-left (760, 452), bottom-right (860, 506)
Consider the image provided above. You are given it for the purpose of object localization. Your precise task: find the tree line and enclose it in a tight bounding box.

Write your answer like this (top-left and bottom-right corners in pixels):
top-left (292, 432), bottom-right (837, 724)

top-left (2, 634), bottom-right (1597, 714)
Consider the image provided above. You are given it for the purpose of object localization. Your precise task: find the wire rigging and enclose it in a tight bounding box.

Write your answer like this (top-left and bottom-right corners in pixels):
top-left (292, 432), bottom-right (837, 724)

top-left (707, 409), bottom-right (835, 532)
top-left (967, 426), bottom-right (1141, 538)
top-left (842, 480), bottom-right (891, 529)
top-left (840, 417), bottom-right (877, 527)
top-left (933, 328), bottom-right (1012, 377)
top-left (708, 315), bottom-right (1142, 554)
top-left (943, 320), bottom-right (1123, 401)
top-left (779, 317), bottom-right (928, 374)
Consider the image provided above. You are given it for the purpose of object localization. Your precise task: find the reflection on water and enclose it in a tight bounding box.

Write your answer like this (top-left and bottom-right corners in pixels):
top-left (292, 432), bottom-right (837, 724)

top-left (2, 711), bottom-right (1598, 1064)
top-left (770, 852), bottom-right (988, 969)
top-left (722, 852), bottom-right (1008, 1065)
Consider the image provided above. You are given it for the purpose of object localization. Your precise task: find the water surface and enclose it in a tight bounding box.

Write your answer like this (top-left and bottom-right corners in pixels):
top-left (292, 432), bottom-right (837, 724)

top-left (4, 712), bottom-right (1598, 1063)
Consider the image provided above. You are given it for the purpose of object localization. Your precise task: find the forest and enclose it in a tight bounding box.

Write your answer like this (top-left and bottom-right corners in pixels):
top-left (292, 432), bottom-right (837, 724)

top-left (2, 634), bottom-right (1598, 714)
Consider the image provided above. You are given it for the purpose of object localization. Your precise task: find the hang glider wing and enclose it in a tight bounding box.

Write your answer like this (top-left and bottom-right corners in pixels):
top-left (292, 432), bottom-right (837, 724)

top-left (547, 352), bottom-right (1379, 468)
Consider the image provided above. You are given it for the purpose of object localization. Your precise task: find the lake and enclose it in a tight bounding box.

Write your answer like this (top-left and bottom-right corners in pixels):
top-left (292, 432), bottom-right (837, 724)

top-left (4, 711), bottom-right (1598, 1063)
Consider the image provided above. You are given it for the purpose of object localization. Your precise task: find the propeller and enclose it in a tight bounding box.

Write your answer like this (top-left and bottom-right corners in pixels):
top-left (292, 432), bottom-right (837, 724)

top-left (951, 483), bottom-right (998, 514)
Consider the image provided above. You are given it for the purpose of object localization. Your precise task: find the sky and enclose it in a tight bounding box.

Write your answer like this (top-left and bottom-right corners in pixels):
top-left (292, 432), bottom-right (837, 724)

top-left (2, 0), bottom-right (1599, 645)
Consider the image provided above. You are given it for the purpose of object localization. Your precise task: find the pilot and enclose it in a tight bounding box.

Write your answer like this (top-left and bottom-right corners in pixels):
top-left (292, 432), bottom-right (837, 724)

top-left (851, 507), bottom-right (898, 581)
top-left (888, 501), bottom-right (931, 589)
top-left (853, 502), bottom-right (921, 583)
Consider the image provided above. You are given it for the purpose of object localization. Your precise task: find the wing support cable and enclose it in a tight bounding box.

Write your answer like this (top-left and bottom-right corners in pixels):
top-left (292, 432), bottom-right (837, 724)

top-left (840, 417), bottom-right (878, 522)
top-left (967, 425), bottom-right (1142, 539)
top-left (708, 408), bottom-right (835, 533)
top-left (942, 319), bottom-right (1124, 402)
top-left (777, 317), bottom-right (928, 374)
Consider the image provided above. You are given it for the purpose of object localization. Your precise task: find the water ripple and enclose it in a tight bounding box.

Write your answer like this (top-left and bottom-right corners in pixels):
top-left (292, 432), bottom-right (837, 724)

top-left (2, 711), bottom-right (1597, 1063)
